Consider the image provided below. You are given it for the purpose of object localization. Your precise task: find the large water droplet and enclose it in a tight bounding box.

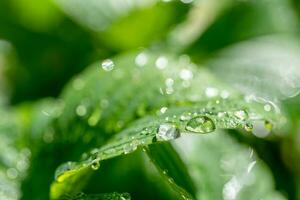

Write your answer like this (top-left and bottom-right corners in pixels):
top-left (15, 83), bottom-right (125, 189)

top-left (101, 59), bottom-right (114, 71)
top-left (156, 123), bottom-right (180, 141)
top-left (186, 116), bottom-right (216, 134)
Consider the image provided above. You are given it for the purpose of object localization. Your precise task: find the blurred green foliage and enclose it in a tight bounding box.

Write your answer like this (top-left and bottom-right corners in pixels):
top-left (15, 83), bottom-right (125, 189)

top-left (1, 0), bottom-right (300, 200)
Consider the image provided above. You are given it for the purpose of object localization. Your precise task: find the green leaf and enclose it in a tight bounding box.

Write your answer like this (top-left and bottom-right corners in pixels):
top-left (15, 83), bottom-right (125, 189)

top-left (207, 35), bottom-right (300, 100)
top-left (145, 143), bottom-right (196, 199)
top-left (0, 108), bottom-right (30, 200)
top-left (173, 132), bottom-right (287, 200)
top-left (54, 0), bottom-right (184, 50)
top-left (168, 0), bottom-right (234, 51)
top-left (59, 192), bottom-right (131, 200)
top-left (50, 50), bottom-right (285, 198)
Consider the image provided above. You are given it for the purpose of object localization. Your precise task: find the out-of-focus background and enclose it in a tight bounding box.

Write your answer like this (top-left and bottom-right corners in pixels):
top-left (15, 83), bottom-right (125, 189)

top-left (1, 0), bottom-right (300, 199)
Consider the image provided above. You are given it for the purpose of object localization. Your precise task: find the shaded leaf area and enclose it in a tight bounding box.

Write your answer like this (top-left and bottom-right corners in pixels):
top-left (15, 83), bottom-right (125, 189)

top-left (207, 35), bottom-right (300, 101)
top-left (59, 192), bottom-right (130, 200)
top-left (53, 150), bottom-right (180, 200)
top-left (54, 0), bottom-right (188, 51)
top-left (0, 108), bottom-right (30, 200)
top-left (146, 143), bottom-right (196, 199)
top-left (0, 40), bottom-right (15, 106)
top-left (0, 0), bottom-right (98, 104)
top-left (186, 0), bottom-right (299, 61)
top-left (173, 132), bottom-right (287, 200)
top-left (168, 0), bottom-right (234, 51)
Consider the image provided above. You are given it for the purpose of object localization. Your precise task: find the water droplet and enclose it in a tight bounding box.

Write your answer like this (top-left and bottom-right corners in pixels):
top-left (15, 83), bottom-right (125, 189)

top-left (166, 87), bottom-right (174, 95)
top-left (160, 107), bottom-right (168, 114)
top-left (76, 105), bottom-right (87, 116)
top-left (155, 56), bottom-right (168, 69)
top-left (73, 78), bottom-right (85, 90)
top-left (205, 87), bottom-right (219, 98)
top-left (135, 52), bottom-right (148, 67)
top-left (156, 123), bottom-right (180, 141)
top-left (101, 59), bottom-right (114, 71)
top-left (179, 69), bottom-right (193, 80)
top-left (234, 110), bottom-right (248, 120)
top-left (252, 120), bottom-right (270, 138)
top-left (180, 114), bottom-right (191, 121)
top-left (186, 116), bottom-right (216, 134)
top-left (91, 160), bottom-right (100, 170)
top-left (264, 104), bottom-right (272, 112)
top-left (165, 78), bottom-right (174, 87)
top-left (220, 90), bottom-right (230, 99)
top-left (6, 168), bottom-right (18, 179)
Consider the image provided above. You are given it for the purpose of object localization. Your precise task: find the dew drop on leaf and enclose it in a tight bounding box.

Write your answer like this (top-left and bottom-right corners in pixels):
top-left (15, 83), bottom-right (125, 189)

top-left (185, 116), bottom-right (216, 134)
top-left (234, 110), bottom-right (248, 120)
top-left (135, 52), bottom-right (148, 67)
top-left (101, 59), bottom-right (114, 71)
top-left (156, 123), bottom-right (180, 141)
top-left (155, 56), bottom-right (168, 69)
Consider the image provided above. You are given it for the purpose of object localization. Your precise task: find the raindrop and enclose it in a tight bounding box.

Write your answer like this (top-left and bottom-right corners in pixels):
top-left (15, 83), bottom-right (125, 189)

top-left (73, 78), bottom-right (85, 90)
top-left (91, 160), bottom-right (100, 170)
top-left (234, 110), bottom-right (248, 120)
top-left (160, 107), bottom-right (168, 114)
top-left (135, 52), bottom-right (148, 67)
top-left (205, 87), bottom-right (219, 98)
top-left (185, 116), bottom-right (216, 134)
top-left (101, 59), bottom-right (114, 71)
top-left (180, 114), bottom-right (191, 121)
top-left (252, 120), bottom-right (271, 138)
top-left (155, 56), bottom-right (168, 69)
top-left (264, 104), bottom-right (272, 112)
top-left (179, 69), bottom-right (193, 81)
top-left (76, 105), bottom-right (87, 117)
top-left (165, 78), bottom-right (174, 87)
top-left (156, 123), bottom-right (180, 141)
top-left (6, 168), bottom-right (18, 179)
top-left (220, 90), bottom-right (230, 99)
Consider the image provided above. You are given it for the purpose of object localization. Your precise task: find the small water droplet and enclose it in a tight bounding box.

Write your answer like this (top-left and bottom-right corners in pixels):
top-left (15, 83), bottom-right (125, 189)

top-left (205, 87), bottom-right (219, 98)
top-left (180, 114), bottom-right (191, 121)
top-left (160, 107), bottom-right (168, 114)
top-left (135, 52), bottom-right (148, 67)
top-left (234, 110), bottom-right (248, 120)
top-left (186, 116), bottom-right (216, 134)
top-left (101, 59), bottom-right (114, 71)
top-left (166, 87), bottom-right (174, 95)
top-left (165, 78), bottom-right (174, 87)
top-left (6, 168), bottom-right (18, 179)
top-left (76, 105), bottom-right (87, 116)
top-left (217, 112), bottom-right (227, 118)
top-left (156, 123), bottom-right (180, 141)
top-left (264, 104), bottom-right (272, 112)
top-left (220, 90), bottom-right (230, 99)
top-left (155, 56), bottom-right (168, 69)
top-left (179, 69), bottom-right (193, 81)
top-left (73, 78), bottom-right (85, 90)
top-left (91, 160), bottom-right (100, 170)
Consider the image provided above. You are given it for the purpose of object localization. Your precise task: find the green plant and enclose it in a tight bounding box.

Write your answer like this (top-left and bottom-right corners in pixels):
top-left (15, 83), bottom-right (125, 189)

top-left (1, 0), bottom-right (300, 199)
